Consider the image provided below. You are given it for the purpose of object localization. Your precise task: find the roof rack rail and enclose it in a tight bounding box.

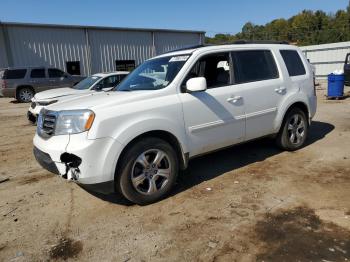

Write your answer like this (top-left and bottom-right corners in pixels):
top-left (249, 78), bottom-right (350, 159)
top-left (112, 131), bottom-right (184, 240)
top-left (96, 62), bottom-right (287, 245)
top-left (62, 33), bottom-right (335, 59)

top-left (232, 40), bottom-right (289, 45)
top-left (163, 44), bottom-right (207, 54)
top-left (162, 40), bottom-right (290, 55)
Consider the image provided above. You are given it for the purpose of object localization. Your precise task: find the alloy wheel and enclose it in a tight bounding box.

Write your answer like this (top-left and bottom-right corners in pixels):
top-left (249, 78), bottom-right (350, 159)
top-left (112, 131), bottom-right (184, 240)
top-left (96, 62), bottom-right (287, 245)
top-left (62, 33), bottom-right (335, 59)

top-left (19, 89), bottom-right (34, 102)
top-left (131, 149), bottom-right (171, 195)
top-left (287, 114), bottom-right (305, 145)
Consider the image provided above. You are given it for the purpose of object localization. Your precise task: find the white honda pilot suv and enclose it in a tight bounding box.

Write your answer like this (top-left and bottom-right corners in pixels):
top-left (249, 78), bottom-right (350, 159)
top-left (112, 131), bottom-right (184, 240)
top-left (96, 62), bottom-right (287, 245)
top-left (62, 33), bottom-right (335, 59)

top-left (33, 42), bottom-right (317, 205)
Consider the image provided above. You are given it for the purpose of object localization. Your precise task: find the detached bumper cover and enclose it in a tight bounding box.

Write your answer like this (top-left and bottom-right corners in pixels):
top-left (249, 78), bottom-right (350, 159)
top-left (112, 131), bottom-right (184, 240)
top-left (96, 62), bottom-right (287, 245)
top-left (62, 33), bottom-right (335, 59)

top-left (33, 146), bottom-right (59, 175)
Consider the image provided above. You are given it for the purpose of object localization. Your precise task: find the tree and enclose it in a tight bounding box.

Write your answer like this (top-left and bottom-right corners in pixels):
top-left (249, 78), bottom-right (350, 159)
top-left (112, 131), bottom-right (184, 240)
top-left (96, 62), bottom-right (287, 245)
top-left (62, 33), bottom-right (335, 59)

top-left (205, 5), bottom-right (350, 46)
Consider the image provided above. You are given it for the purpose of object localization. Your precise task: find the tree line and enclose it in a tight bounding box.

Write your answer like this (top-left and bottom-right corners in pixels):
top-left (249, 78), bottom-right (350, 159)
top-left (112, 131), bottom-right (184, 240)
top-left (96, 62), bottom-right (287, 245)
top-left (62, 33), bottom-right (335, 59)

top-left (206, 2), bottom-right (350, 46)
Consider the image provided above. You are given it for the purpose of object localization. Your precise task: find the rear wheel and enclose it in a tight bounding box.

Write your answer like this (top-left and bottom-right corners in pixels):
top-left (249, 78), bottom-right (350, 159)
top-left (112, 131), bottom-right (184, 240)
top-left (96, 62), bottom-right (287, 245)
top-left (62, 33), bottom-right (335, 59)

top-left (276, 108), bottom-right (308, 151)
top-left (116, 137), bottom-right (178, 205)
top-left (17, 87), bottom-right (34, 103)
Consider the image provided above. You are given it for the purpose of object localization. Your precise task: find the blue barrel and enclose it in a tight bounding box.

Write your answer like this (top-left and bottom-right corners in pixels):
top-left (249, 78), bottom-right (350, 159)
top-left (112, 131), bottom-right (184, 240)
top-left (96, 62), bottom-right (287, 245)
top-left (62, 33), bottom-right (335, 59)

top-left (328, 74), bottom-right (344, 97)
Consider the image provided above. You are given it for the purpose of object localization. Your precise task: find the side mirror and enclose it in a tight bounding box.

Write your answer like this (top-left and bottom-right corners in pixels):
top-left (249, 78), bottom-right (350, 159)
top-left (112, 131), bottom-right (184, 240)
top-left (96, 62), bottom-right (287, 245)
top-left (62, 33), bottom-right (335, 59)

top-left (95, 84), bottom-right (103, 91)
top-left (186, 77), bottom-right (207, 92)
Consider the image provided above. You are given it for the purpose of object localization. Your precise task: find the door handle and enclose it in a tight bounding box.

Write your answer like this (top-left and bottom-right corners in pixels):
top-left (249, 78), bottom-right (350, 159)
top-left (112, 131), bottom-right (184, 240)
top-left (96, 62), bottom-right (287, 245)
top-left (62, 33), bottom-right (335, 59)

top-left (227, 96), bottom-right (242, 103)
top-left (275, 87), bottom-right (286, 94)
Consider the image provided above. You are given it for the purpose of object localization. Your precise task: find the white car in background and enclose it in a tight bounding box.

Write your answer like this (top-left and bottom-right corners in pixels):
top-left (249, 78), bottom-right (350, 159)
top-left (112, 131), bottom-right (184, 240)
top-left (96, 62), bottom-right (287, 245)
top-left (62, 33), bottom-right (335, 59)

top-left (27, 71), bottom-right (129, 123)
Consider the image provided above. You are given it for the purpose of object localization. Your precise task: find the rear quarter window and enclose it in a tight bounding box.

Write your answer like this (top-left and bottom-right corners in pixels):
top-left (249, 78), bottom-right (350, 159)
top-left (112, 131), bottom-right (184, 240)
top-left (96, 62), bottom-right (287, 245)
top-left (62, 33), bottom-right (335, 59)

top-left (280, 50), bottom-right (306, 76)
top-left (3, 69), bottom-right (27, 79)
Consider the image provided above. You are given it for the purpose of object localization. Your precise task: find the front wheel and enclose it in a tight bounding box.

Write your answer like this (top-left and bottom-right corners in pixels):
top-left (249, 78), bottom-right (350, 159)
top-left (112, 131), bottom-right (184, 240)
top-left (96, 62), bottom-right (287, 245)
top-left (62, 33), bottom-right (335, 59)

top-left (116, 137), bottom-right (178, 205)
top-left (276, 108), bottom-right (308, 151)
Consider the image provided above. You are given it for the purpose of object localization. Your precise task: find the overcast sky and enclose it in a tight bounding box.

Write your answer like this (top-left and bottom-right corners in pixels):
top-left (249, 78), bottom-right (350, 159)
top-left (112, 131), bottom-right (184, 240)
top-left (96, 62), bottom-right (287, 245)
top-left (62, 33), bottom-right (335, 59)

top-left (0, 0), bottom-right (349, 36)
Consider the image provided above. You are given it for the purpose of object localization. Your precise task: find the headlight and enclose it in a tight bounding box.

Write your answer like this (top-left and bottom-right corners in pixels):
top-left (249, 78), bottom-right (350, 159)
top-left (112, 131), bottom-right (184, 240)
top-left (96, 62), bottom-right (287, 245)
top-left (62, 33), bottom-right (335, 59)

top-left (55, 110), bottom-right (95, 135)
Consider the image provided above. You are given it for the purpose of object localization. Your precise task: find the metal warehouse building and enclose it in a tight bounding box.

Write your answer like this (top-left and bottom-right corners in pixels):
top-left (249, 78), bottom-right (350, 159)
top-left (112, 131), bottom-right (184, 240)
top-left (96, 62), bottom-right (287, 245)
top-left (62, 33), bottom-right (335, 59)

top-left (0, 22), bottom-right (205, 76)
top-left (301, 41), bottom-right (350, 79)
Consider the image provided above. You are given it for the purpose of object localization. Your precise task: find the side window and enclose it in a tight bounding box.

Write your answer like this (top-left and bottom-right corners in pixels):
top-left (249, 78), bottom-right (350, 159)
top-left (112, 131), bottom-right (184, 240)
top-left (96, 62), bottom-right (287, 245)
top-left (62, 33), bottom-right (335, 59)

top-left (48, 68), bottom-right (65, 78)
top-left (3, 69), bottom-right (27, 79)
top-left (182, 52), bottom-right (231, 89)
top-left (280, 50), bottom-right (306, 76)
top-left (118, 74), bottom-right (127, 82)
top-left (99, 76), bottom-right (119, 89)
top-left (232, 50), bottom-right (279, 84)
top-left (30, 68), bottom-right (46, 78)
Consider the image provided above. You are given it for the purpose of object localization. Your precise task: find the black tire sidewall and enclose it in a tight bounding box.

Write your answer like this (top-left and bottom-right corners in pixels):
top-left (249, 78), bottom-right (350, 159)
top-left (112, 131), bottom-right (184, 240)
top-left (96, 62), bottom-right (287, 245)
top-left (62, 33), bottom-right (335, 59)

top-left (278, 108), bottom-right (308, 151)
top-left (116, 137), bottom-right (178, 205)
top-left (17, 88), bottom-right (34, 103)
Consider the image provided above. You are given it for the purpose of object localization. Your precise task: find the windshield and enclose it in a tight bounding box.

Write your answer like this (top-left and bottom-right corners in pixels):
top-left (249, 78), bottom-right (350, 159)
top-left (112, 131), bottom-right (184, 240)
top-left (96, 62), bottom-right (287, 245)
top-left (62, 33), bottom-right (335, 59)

top-left (73, 76), bottom-right (102, 90)
top-left (116, 55), bottom-right (189, 91)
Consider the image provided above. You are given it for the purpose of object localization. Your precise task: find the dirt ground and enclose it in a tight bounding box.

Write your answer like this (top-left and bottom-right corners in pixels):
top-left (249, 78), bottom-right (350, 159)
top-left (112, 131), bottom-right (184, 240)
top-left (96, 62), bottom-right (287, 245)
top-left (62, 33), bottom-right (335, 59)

top-left (0, 84), bottom-right (349, 261)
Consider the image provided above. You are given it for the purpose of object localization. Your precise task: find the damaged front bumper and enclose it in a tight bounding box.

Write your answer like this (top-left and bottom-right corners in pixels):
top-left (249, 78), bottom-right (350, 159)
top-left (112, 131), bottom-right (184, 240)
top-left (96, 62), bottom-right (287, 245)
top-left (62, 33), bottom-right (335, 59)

top-left (33, 132), bottom-right (124, 194)
top-left (33, 146), bottom-right (59, 175)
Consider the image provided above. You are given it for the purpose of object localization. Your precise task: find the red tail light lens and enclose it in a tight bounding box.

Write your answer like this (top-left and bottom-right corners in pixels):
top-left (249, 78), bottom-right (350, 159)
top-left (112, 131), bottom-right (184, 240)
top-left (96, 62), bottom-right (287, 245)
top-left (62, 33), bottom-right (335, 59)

top-left (1, 80), bottom-right (7, 89)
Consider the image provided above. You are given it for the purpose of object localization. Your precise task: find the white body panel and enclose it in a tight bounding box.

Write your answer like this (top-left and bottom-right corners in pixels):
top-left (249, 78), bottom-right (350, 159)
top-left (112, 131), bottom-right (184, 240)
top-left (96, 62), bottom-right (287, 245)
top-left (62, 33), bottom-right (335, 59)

top-left (33, 44), bottom-right (317, 187)
top-left (28, 72), bottom-right (128, 116)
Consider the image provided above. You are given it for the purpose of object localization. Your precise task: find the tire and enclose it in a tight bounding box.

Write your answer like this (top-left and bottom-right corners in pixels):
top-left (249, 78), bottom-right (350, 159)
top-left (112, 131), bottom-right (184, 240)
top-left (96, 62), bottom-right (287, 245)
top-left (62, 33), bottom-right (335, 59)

top-left (276, 107), bottom-right (308, 151)
top-left (17, 87), bottom-right (34, 103)
top-left (116, 137), bottom-right (178, 205)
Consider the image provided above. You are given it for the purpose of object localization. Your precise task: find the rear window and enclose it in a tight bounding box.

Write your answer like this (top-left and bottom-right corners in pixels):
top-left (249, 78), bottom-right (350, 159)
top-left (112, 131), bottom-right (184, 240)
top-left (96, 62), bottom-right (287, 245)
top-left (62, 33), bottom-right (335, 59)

top-left (280, 50), bottom-right (306, 76)
top-left (2, 69), bottom-right (27, 79)
top-left (232, 50), bottom-right (279, 84)
top-left (30, 68), bottom-right (46, 78)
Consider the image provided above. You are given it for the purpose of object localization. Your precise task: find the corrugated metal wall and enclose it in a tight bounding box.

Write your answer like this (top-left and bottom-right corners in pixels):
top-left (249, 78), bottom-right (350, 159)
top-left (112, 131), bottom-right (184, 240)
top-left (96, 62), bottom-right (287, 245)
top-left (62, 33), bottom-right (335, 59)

top-left (89, 29), bottom-right (153, 73)
top-left (154, 32), bottom-right (201, 55)
top-left (5, 25), bottom-right (90, 75)
top-left (301, 41), bottom-right (350, 79)
top-left (0, 23), bottom-right (204, 75)
top-left (0, 25), bottom-right (9, 68)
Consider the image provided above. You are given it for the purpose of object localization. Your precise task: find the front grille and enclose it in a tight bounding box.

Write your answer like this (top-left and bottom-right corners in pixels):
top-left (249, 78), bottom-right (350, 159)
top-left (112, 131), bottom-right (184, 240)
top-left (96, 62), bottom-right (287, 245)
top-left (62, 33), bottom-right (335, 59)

top-left (38, 110), bottom-right (57, 137)
top-left (31, 102), bottom-right (36, 109)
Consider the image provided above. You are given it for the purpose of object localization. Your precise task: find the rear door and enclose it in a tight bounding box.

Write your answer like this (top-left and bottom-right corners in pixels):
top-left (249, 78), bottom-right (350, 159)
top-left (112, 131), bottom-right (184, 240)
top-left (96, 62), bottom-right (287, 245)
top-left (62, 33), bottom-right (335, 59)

top-left (344, 53), bottom-right (350, 85)
top-left (29, 68), bottom-right (48, 92)
top-left (48, 68), bottom-right (71, 88)
top-left (179, 52), bottom-right (245, 156)
top-left (231, 49), bottom-right (284, 140)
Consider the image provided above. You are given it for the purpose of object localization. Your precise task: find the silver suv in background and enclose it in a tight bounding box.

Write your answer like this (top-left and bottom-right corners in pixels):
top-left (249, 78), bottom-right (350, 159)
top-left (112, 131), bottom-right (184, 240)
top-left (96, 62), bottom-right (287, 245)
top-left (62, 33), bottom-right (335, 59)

top-left (0, 67), bottom-right (85, 102)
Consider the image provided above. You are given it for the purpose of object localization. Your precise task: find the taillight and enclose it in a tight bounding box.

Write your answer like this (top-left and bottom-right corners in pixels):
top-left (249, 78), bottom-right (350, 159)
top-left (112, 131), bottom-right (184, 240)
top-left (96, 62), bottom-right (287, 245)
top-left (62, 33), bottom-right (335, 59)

top-left (313, 77), bottom-right (316, 96)
top-left (1, 80), bottom-right (7, 89)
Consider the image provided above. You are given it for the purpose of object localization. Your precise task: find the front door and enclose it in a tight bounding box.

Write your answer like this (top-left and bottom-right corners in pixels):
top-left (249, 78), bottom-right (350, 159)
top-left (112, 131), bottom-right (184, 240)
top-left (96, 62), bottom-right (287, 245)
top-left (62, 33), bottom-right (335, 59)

top-left (29, 68), bottom-right (49, 93)
top-left (48, 68), bottom-right (71, 88)
top-left (179, 52), bottom-right (245, 157)
top-left (344, 53), bottom-right (350, 85)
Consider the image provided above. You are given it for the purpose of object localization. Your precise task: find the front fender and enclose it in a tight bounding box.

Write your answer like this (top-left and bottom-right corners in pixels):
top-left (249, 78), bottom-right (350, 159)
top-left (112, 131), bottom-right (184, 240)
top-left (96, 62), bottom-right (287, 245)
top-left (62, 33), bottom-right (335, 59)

top-left (113, 117), bottom-right (189, 153)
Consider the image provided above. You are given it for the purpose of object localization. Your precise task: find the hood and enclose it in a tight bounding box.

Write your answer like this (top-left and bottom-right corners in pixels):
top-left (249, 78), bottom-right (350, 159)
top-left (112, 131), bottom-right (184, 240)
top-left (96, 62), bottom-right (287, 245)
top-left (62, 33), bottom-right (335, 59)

top-left (46, 90), bottom-right (150, 111)
top-left (34, 88), bottom-right (88, 101)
